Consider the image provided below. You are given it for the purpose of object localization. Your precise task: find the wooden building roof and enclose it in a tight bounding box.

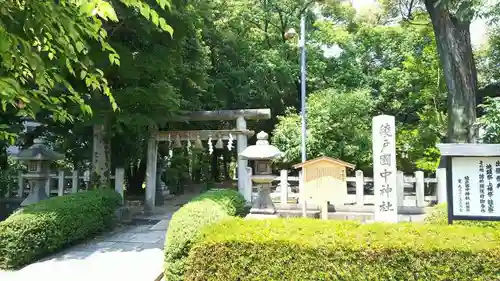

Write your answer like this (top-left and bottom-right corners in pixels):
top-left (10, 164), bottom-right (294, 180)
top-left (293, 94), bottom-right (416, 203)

top-left (293, 156), bottom-right (355, 170)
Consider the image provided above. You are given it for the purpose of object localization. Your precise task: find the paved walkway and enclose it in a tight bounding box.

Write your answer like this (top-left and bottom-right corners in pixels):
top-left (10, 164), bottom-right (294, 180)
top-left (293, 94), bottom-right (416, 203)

top-left (0, 192), bottom-right (198, 281)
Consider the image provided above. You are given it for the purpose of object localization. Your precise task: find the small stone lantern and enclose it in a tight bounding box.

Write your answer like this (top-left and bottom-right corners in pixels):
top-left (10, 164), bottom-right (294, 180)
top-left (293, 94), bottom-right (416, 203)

top-left (239, 131), bottom-right (282, 218)
top-left (14, 138), bottom-right (64, 206)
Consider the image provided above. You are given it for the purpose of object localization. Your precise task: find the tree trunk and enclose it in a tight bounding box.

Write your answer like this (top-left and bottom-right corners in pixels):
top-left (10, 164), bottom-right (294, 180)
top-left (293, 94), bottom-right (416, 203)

top-left (425, 0), bottom-right (477, 143)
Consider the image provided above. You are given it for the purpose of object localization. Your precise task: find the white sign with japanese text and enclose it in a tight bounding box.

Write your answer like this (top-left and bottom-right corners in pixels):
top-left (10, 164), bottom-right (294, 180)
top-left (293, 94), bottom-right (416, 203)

top-left (451, 157), bottom-right (500, 217)
top-left (372, 115), bottom-right (398, 222)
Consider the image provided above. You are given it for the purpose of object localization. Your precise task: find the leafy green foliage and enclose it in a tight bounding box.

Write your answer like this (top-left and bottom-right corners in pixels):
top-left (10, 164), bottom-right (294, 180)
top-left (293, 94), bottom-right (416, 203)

top-left (425, 203), bottom-right (500, 229)
top-left (0, 0), bottom-right (174, 141)
top-left (0, 157), bottom-right (24, 198)
top-left (476, 97), bottom-right (500, 144)
top-left (273, 88), bottom-right (374, 170)
top-left (185, 218), bottom-right (500, 281)
top-left (0, 189), bottom-right (122, 269)
top-left (164, 189), bottom-right (245, 281)
top-left (273, 19), bottom-right (446, 172)
top-left (191, 188), bottom-right (246, 216)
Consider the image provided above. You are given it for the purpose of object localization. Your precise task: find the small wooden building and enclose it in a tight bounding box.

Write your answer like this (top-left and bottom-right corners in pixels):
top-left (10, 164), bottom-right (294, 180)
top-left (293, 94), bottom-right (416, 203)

top-left (293, 156), bottom-right (355, 207)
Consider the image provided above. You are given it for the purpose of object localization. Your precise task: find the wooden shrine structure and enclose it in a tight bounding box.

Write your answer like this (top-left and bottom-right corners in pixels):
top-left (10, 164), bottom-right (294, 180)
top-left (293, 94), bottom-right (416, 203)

top-left (145, 109), bottom-right (271, 212)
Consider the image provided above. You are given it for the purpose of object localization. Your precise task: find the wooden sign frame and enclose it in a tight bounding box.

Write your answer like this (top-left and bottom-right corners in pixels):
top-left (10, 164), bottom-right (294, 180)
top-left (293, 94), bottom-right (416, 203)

top-left (438, 143), bottom-right (500, 224)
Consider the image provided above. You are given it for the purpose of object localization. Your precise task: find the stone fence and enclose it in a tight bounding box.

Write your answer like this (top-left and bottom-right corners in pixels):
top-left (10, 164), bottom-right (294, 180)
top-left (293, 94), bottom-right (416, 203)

top-left (4, 168), bottom-right (125, 199)
top-left (252, 168), bottom-right (447, 208)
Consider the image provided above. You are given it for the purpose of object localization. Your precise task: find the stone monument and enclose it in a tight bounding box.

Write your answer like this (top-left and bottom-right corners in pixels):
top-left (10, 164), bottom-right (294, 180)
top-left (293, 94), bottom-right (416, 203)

top-left (239, 131), bottom-right (282, 218)
top-left (372, 115), bottom-right (398, 222)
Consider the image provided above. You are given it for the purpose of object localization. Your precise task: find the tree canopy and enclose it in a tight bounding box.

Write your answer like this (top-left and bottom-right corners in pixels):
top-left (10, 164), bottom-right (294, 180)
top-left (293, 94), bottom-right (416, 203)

top-left (2, 0), bottom-right (500, 194)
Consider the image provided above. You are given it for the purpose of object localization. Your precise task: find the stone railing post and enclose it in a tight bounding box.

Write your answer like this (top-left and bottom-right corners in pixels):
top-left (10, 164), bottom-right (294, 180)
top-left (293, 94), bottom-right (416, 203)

top-left (415, 171), bottom-right (425, 207)
top-left (355, 170), bottom-right (364, 206)
top-left (436, 168), bottom-right (447, 204)
top-left (396, 171), bottom-right (404, 207)
top-left (280, 169), bottom-right (288, 205)
top-left (321, 201), bottom-right (328, 220)
top-left (301, 200), bottom-right (307, 218)
top-left (57, 171), bottom-right (65, 196)
top-left (71, 170), bottom-right (79, 193)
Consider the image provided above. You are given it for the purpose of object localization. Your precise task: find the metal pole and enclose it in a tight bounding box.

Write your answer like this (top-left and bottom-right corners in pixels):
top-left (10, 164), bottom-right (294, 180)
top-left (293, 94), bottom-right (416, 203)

top-left (299, 13), bottom-right (307, 163)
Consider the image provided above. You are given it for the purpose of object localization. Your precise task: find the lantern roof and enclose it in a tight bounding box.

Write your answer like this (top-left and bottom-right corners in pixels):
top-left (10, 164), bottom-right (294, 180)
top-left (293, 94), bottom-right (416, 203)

top-left (239, 131), bottom-right (282, 160)
top-left (14, 138), bottom-right (64, 161)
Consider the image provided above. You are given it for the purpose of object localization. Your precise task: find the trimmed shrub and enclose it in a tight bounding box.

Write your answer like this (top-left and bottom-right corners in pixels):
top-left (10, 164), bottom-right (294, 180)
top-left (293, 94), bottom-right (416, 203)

top-left (164, 188), bottom-right (245, 281)
top-left (185, 218), bottom-right (500, 281)
top-left (425, 203), bottom-right (500, 228)
top-left (190, 188), bottom-right (246, 216)
top-left (0, 189), bottom-right (122, 269)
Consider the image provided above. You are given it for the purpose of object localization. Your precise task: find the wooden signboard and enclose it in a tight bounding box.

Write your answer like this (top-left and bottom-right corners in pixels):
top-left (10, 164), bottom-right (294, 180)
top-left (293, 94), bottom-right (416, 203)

top-left (437, 143), bottom-right (500, 223)
top-left (294, 156), bottom-right (355, 207)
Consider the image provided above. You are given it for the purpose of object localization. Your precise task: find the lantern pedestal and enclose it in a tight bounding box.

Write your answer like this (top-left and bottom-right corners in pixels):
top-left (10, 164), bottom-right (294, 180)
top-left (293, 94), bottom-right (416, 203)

top-left (248, 175), bottom-right (277, 217)
top-left (21, 183), bottom-right (49, 207)
top-left (249, 186), bottom-right (276, 214)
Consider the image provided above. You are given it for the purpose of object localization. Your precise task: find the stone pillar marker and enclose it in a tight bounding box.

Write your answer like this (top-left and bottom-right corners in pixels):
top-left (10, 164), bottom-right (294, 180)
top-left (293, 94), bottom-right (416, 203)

top-left (280, 169), bottom-right (289, 205)
top-left (236, 116), bottom-right (249, 201)
top-left (372, 115), bottom-right (398, 222)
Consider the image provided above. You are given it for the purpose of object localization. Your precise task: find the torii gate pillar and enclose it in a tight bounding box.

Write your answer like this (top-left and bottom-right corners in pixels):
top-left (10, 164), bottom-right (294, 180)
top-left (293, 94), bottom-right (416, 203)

top-left (145, 132), bottom-right (158, 214)
top-left (236, 116), bottom-right (250, 201)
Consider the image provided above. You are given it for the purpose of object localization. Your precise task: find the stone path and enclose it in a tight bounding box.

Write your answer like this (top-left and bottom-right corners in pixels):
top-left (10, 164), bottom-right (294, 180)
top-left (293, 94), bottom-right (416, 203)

top-left (0, 192), bottom-right (198, 281)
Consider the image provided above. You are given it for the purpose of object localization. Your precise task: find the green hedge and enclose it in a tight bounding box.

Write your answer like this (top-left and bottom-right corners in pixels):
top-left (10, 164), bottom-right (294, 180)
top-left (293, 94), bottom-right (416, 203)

top-left (185, 219), bottom-right (500, 281)
top-left (425, 203), bottom-right (500, 228)
top-left (0, 189), bottom-right (122, 269)
top-left (164, 188), bottom-right (245, 281)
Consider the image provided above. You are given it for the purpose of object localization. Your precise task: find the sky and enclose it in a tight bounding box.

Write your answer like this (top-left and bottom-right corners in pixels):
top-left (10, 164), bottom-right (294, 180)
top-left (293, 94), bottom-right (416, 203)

top-left (351, 0), bottom-right (489, 48)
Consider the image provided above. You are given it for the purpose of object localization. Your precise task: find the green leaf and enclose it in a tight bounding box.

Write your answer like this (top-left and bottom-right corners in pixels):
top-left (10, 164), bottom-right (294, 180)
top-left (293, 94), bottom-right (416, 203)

top-left (75, 41), bottom-right (85, 53)
top-left (156, 0), bottom-right (171, 10)
top-left (80, 70), bottom-right (87, 80)
top-left (97, 1), bottom-right (119, 22)
top-left (151, 10), bottom-right (159, 26)
top-left (159, 18), bottom-right (174, 36)
top-left (139, 3), bottom-right (150, 19)
top-left (65, 58), bottom-right (75, 76)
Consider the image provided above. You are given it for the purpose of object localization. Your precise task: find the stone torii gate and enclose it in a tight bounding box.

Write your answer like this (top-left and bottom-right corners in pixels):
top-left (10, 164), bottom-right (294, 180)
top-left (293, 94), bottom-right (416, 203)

top-left (144, 109), bottom-right (271, 212)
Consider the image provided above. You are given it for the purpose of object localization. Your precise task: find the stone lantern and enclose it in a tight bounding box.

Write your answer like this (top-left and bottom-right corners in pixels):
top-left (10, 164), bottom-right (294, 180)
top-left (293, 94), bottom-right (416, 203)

top-left (14, 138), bottom-right (64, 206)
top-left (239, 131), bottom-right (282, 218)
